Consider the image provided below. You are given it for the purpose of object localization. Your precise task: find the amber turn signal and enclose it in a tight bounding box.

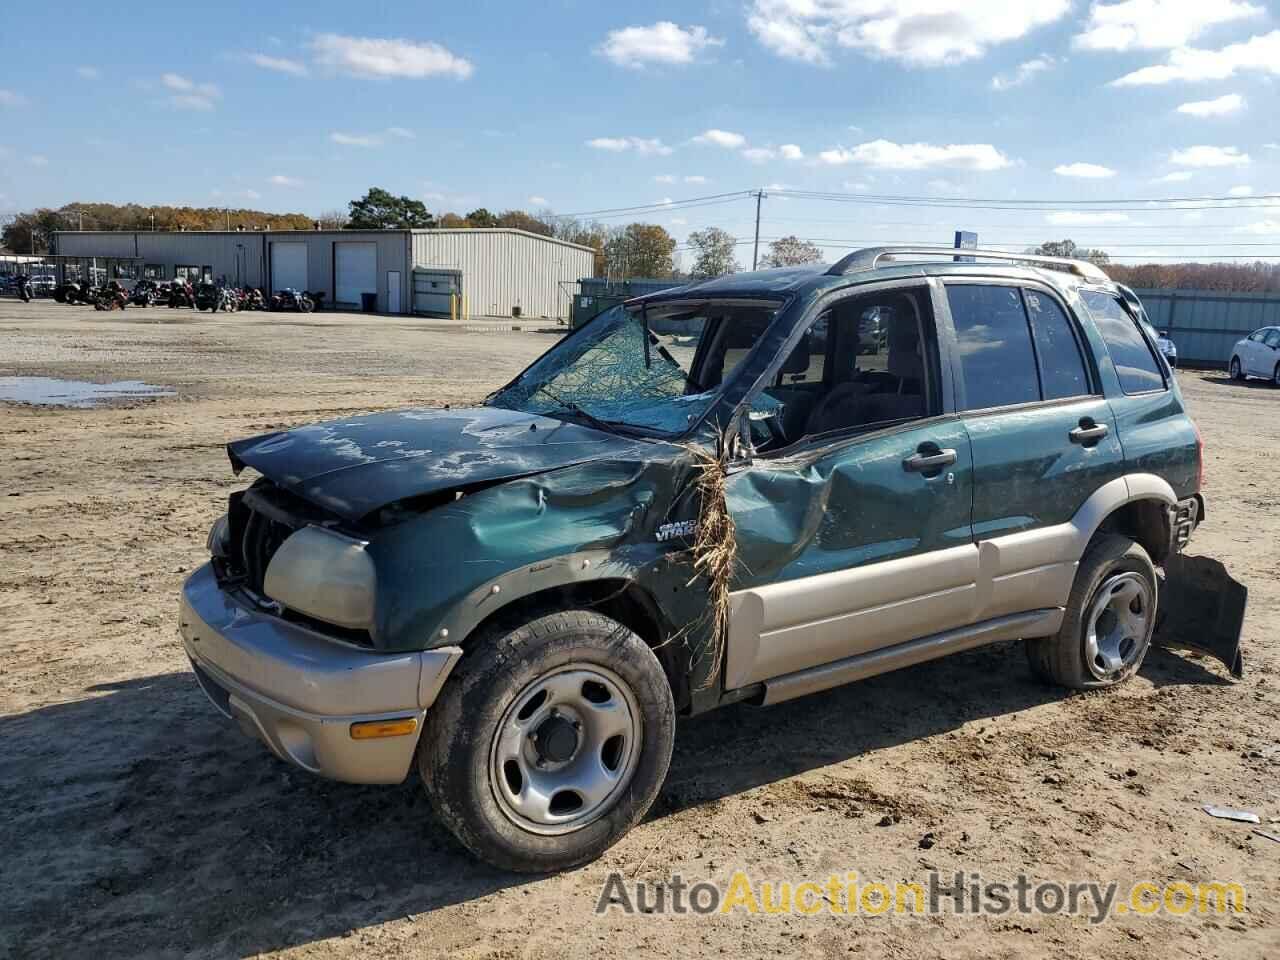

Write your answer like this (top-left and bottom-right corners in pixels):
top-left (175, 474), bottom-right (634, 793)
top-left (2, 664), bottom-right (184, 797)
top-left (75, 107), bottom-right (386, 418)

top-left (350, 717), bottom-right (419, 740)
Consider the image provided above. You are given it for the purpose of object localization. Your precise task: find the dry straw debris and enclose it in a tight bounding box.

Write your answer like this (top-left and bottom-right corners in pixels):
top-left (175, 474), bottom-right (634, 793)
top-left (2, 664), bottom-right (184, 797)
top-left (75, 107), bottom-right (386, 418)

top-left (681, 437), bottom-right (738, 689)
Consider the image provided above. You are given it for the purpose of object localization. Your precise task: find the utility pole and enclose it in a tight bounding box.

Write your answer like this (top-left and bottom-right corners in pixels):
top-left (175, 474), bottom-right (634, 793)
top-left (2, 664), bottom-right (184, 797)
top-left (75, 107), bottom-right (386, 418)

top-left (751, 189), bottom-right (765, 270)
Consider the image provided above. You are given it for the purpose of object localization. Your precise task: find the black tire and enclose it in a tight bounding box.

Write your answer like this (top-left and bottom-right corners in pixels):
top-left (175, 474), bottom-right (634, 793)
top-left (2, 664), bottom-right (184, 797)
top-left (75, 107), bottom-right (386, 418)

top-left (1026, 534), bottom-right (1157, 690)
top-left (1273, 362), bottom-right (1280, 388)
top-left (418, 609), bottom-right (675, 873)
top-left (1229, 356), bottom-right (1243, 380)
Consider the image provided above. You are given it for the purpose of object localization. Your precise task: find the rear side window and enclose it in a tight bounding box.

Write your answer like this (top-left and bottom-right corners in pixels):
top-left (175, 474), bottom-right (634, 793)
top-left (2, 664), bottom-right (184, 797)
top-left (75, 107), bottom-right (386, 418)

top-left (1081, 291), bottom-right (1166, 394)
top-left (1024, 290), bottom-right (1090, 400)
top-left (948, 285), bottom-right (1040, 410)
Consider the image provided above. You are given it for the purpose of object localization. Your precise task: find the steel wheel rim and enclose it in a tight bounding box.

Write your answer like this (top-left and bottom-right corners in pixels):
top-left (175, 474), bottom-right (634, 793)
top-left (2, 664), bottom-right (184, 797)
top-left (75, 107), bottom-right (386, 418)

top-left (1084, 572), bottom-right (1153, 681)
top-left (489, 663), bottom-right (642, 836)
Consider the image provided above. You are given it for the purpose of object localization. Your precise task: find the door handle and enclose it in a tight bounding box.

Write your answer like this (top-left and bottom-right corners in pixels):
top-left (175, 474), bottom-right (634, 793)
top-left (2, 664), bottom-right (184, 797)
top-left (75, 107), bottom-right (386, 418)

top-left (1069, 419), bottom-right (1109, 446)
top-left (903, 444), bottom-right (957, 474)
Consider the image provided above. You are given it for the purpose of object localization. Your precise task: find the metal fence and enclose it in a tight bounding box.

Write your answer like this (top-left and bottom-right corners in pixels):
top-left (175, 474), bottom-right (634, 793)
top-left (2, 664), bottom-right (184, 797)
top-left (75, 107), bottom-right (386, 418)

top-left (1133, 288), bottom-right (1280, 367)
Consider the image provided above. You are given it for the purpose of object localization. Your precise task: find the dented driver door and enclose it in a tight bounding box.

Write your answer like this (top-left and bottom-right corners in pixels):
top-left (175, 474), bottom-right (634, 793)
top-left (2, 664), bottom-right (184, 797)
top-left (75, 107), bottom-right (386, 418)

top-left (721, 280), bottom-right (979, 691)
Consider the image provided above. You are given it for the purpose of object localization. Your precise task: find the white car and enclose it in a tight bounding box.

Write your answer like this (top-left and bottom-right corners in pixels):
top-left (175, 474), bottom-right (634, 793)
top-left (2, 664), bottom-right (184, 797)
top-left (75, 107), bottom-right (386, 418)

top-left (1229, 327), bottom-right (1280, 386)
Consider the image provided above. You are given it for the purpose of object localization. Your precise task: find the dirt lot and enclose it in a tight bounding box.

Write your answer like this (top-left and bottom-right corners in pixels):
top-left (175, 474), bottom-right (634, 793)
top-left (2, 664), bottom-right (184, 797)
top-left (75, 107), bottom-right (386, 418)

top-left (1, 298), bottom-right (1276, 959)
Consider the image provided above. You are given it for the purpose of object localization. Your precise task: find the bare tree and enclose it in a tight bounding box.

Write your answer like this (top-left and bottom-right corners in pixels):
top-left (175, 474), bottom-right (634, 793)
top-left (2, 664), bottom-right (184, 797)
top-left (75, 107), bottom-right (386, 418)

top-left (759, 235), bottom-right (822, 268)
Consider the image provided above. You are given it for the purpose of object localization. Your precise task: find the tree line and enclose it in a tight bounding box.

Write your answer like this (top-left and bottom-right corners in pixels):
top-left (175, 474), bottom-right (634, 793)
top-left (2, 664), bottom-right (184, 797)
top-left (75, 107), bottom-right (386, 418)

top-left (8, 193), bottom-right (1272, 291)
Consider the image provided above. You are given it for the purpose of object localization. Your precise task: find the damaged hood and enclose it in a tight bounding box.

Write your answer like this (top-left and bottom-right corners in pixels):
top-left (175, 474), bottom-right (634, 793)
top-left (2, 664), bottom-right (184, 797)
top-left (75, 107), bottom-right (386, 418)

top-left (227, 405), bottom-right (647, 521)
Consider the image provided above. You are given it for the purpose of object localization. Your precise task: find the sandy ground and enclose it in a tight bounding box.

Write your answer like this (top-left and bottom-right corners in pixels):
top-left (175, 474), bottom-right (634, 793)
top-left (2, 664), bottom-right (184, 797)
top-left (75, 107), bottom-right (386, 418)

top-left (0, 298), bottom-right (1276, 960)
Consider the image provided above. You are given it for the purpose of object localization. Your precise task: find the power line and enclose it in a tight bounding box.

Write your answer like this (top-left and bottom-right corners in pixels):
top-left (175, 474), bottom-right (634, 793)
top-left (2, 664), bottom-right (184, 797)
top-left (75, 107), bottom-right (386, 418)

top-left (770, 188), bottom-right (1280, 208)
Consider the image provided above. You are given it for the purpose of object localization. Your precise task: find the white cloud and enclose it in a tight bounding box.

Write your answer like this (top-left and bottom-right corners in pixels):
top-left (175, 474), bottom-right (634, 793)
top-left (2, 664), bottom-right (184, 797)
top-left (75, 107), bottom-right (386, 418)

top-left (528, 196), bottom-right (549, 206)
top-left (1266, 143), bottom-right (1280, 150)
top-left (991, 55), bottom-right (1056, 91)
top-left (0, 89), bottom-right (28, 107)
top-left (843, 180), bottom-right (872, 191)
top-left (1112, 30), bottom-right (1280, 85)
top-left (747, 0), bottom-right (1070, 67)
top-left (1045, 211), bottom-right (1133, 225)
top-left (742, 146), bottom-right (777, 163)
top-left (669, 216), bottom-right (688, 226)
top-left (250, 53), bottom-right (309, 77)
top-left (586, 136), bottom-right (673, 156)
top-left (764, 182), bottom-right (797, 191)
top-left (28, 154), bottom-right (48, 167)
top-left (310, 33), bottom-right (473, 80)
top-left (1227, 185), bottom-right (1253, 196)
top-left (1075, 0), bottom-right (1262, 52)
top-left (1152, 170), bottom-right (1195, 182)
top-left (1176, 93), bottom-right (1245, 117)
top-left (269, 174), bottom-right (303, 187)
top-left (1054, 162), bottom-right (1117, 178)
top-left (1169, 145), bottom-right (1249, 167)
top-left (76, 66), bottom-right (100, 80)
top-left (387, 126), bottom-right (415, 139)
top-left (598, 22), bottom-right (724, 68)
top-left (653, 174), bottom-right (677, 183)
top-left (161, 73), bottom-right (221, 110)
top-left (330, 132), bottom-right (382, 147)
top-left (657, 198), bottom-right (674, 205)
top-left (685, 174), bottom-right (709, 184)
top-left (779, 143), bottom-right (804, 160)
top-left (927, 178), bottom-right (965, 195)
top-left (818, 139), bottom-right (1012, 171)
top-left (244, 189), bottom-right (262, 200)
top-left (1236, 219), bottom-right (1280, 235)
top-left (693, 129), bottom-right (747, 149)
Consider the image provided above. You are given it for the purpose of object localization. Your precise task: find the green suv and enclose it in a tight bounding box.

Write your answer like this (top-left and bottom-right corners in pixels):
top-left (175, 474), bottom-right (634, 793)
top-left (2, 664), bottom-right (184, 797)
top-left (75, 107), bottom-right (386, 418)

top-left (179, 247), bottom-right (1242, 872)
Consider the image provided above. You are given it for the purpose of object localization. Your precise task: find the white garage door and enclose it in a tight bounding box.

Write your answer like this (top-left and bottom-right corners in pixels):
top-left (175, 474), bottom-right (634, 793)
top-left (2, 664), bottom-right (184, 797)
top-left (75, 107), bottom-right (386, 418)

top-left (335, 242), bottom-right (377, 306)
top-left (270, 242), bottom-right (308, 292)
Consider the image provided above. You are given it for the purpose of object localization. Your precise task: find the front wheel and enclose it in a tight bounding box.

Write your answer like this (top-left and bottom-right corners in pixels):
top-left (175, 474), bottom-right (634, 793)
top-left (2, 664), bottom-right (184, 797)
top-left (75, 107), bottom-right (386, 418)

top-left (1026, 534), bottom-right (1157, 689)
top-left (1273, 363), bottom-right (1280, 388)
top-left (418, 609), bottom-right (675, 873)
top-left (1229, 356), bottom-right (1244, 380)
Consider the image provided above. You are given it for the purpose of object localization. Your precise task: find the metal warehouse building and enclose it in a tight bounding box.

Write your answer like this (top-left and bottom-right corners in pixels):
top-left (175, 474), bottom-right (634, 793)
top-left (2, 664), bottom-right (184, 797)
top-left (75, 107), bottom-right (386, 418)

top-left (52, 228), bottom-right (595, 320)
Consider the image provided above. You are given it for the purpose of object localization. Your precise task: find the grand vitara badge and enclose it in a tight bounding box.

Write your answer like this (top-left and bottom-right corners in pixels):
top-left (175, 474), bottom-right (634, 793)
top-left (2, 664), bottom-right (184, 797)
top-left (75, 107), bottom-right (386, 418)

top-left (655, 520), bottom-right (697, 542)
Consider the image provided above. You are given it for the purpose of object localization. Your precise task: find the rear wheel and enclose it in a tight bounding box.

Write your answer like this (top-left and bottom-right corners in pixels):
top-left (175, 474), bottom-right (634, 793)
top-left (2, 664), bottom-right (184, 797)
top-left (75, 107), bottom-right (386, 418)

top-left (1273, 362), bottom-right (1280, 388)
top-left (1027, 534), bottom-right (1157, 690)
top-left (1229, 356), bottom-right (1243, 380)
top-left (418, 609), bottom-right (675, 873)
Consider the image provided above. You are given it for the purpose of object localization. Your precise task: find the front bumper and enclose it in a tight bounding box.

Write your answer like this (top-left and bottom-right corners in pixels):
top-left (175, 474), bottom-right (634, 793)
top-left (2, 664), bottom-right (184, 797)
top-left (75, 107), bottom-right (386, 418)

top-left (179, 563), bottom-right (462, 784)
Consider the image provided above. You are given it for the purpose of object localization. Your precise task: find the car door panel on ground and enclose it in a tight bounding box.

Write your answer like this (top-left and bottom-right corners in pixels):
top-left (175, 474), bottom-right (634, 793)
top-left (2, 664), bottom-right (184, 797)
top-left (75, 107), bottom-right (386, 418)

top-left (943, 281), bottom-right (1126, 620)
top-left (725, 282), bottom-right (978, 689)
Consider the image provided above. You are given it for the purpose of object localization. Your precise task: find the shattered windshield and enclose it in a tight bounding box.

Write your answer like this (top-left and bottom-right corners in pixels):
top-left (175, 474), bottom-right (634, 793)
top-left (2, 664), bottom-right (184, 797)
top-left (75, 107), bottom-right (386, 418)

top-left (488, 301), bottom-right (780, 436)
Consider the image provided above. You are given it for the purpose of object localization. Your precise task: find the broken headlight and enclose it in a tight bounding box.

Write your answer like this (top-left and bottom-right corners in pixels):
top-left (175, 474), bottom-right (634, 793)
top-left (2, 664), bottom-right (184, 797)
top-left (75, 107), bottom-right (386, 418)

top-left (262, 526), bottom-right (376, 630)
top-left (207, 514), bottom-right (231, 558)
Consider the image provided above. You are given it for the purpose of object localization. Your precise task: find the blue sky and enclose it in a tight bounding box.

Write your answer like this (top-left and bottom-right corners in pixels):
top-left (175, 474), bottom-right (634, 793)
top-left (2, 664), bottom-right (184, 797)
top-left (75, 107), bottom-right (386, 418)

top-left (1, 0), bottom-right (1278, 265)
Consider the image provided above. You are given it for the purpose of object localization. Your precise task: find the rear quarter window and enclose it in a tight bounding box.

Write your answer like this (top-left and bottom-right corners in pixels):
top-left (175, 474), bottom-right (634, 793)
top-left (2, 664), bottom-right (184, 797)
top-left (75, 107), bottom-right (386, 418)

top-left (1081, 291), bottom-right (1166, 394)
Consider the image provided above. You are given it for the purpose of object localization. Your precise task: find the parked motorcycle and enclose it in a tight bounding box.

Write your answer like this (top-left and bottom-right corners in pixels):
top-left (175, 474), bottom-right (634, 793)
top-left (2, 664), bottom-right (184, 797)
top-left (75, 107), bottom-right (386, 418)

top-left (168, 280), bottom-right (195, 308)
top-left (243, 287), bottom-right (267, 311)
top-left (94, 280), bottom-right (129, 311)
top-left (195, 282), bottom-right (221, 312)
top-left (269, 287), bottom-right (315, 312)
top-left (130, 279), bottom-right (159, 307)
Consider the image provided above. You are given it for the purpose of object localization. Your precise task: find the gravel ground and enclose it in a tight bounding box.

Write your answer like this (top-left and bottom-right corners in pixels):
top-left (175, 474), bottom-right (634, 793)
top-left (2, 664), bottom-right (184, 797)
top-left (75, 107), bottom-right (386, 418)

top-left (0, 298), bottom-right (1276, 959)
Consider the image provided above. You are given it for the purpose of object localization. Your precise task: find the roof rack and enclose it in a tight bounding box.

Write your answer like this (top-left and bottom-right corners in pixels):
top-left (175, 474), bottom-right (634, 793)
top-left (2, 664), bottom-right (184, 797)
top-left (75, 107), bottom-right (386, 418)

top-left (826, 245), bottom-right (1110, 281)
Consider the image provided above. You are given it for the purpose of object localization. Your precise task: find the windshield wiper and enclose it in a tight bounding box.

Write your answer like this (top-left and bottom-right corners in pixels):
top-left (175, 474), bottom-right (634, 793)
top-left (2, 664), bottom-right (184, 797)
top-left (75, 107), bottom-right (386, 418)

top-left (531, 384), bottom-right (631, 436)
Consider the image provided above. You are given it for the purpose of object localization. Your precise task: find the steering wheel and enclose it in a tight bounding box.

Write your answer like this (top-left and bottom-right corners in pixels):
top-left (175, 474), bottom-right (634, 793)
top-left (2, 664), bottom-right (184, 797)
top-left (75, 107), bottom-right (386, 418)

top-left (748, 399), bottom-right (788, 449)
